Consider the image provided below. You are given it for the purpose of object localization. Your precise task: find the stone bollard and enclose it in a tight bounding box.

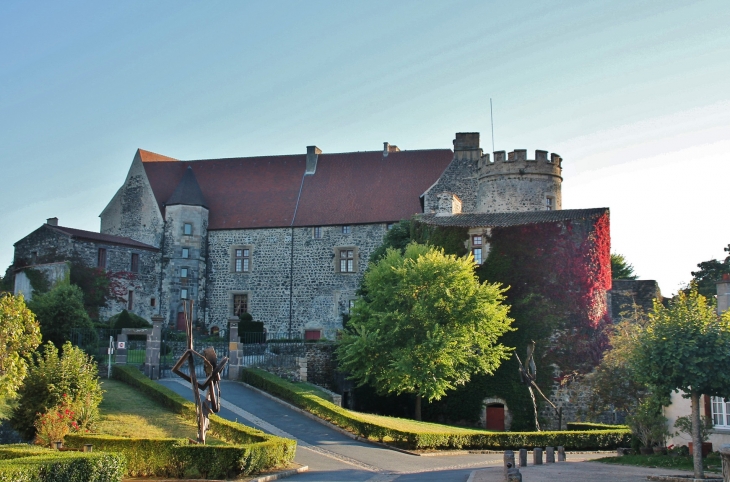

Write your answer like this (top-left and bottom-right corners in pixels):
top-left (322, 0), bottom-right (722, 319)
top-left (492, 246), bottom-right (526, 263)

top-left (546, 446), bottom-right (555, 463)
top-left (519, 448), bottom-right (528, 467)
top-left (53, 441), bottom-right (62, 450)
top-left (83, 444), bottom-right (93, 452)
top-left (506, 463), bottom-right (523, 482)
top-left (558, 445), bottom-right (566, 462)
top-left (504, 450), bottom-right (516, 480)
top-left (533, 447), bottom-right (543, 465)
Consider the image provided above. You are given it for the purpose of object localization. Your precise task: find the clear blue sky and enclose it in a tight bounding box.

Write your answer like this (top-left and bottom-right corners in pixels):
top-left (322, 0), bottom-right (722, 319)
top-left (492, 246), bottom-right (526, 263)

top-left (2, 1), bottom-right (729, 295)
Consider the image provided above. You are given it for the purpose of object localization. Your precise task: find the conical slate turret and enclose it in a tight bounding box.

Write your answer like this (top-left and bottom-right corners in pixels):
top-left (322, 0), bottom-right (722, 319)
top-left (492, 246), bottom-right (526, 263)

top-left (166, 166), bottom-right (207, 208)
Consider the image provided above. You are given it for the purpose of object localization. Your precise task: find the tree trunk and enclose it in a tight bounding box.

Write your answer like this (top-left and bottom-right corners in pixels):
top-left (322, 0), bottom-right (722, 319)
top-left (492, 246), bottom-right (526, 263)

top-left (691, 391), bottom-right (704, 479)
top-left (415, 394), bottom-right (422, 421)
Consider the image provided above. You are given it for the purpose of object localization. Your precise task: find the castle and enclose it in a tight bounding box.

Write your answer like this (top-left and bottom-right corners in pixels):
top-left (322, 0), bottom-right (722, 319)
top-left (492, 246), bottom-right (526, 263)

top-left (12, 132), bottom-right (608, 339)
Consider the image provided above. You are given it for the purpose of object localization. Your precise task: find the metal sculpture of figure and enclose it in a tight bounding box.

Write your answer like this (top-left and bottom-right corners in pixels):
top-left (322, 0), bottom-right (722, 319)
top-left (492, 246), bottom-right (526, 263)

top-left (515, 340), bottom-right (559, 431)
top-left (171, 300), bottom-right (229, 444)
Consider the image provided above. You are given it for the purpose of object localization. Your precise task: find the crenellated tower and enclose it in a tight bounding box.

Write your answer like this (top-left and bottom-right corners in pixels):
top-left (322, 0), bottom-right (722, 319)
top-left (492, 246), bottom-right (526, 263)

top-left (476, 148), bottom-right (562, 213)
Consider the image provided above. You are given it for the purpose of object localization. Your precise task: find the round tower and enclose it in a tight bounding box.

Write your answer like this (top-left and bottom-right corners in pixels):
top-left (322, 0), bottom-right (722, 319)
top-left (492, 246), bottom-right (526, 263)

top-left (476, 149), bottom-right (562, 213)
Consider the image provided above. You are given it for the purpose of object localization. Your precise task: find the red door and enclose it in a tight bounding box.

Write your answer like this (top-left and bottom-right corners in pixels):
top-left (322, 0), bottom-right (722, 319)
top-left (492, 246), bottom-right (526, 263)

top-left (176, 312), bottom-right (186, 331)
top-left (486, 405), bottom-right (505, 431)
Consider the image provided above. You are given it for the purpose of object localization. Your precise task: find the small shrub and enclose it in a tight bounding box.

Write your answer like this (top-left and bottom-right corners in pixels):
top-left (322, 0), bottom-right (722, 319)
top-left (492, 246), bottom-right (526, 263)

top-left (566, 422), bottom-right (629, 431)
top-left (33, 395), bottom-right (79, 447)
top-left (11, 342), bottom-right (102, 440)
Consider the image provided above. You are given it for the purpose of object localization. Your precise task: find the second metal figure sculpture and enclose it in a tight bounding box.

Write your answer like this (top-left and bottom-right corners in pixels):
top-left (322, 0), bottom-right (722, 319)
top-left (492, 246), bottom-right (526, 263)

top-left (172, 300), bottom-right (229, 443)
top-left (515, 340), bottom-right (561, 431)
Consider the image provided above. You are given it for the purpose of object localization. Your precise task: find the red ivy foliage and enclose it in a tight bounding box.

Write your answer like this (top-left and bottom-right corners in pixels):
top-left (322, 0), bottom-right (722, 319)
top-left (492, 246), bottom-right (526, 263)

top-left (478, 213), bottom-right (612, 374)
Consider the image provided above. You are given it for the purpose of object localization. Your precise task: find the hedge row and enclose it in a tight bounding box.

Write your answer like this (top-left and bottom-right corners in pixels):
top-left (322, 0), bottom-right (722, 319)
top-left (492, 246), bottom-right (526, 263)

top-left (241, 368), bottom-right (632, 450)
top-left (0, 447), bottom-right (125, 482)
top-left (106, 366), bottom-right (296, 477)
top-left (566, 422), bottom-right (629, 431)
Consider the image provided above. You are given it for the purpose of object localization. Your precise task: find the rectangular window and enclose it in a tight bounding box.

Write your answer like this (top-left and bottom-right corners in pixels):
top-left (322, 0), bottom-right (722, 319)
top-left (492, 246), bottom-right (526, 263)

top-left (184, 223), bottom-right (192, 235)
top-left (127, 290), bottom-right (134, 310)
top-left (31, 251), bottom-right (38, 264)
top-left (472, 235), bottom-right (483, 265)
top-left (472, 235), bottom-right (483, 246)
top-left (150, 298), bottom-right (156, 307)
top-left (342, 226), bottom-right (351, 234)
top-left (234, 248), bottom-right (250, 272)
top-left (182, 248), bottom-right (189, 259)
top-left (131, 253), bottom-right (139, 273)
top-left (181, 268), bottom-right (188, 278)
top-left (313, 227), bottom-right (322, 239)
top-left (181, 289), bottom-right (188, 299)
top-left (712, 397), bottom-right (730, 428)
top-left (473, 248), bottom-right (483, 264)
top-left (97, 248), bottom-right (107, 268)
top-left (304, 329), bottom-right (321, 340)
top-left (233, 294), bottom-right (248, 317)
top-left (339, 249), bottom-right (354, 272)
top-left (348, 299), bottom-right (356, 313)
top-left (386, 223), bottom-right (394, 231)
top-left (546, 197), bottom-right (553, 211)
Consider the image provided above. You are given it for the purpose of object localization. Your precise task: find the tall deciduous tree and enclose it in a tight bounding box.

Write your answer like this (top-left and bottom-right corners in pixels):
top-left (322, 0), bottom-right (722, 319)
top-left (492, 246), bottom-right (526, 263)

top-left (28, 282), bottom-right (94, 349)
top-left (0, 294), bottom-right (42, 401)
top-left (336, 243), bottom-right (514, 420)
top-left (689, 244), bottom-right (730, 298)
top-left (632, 287), bottom-right (730, 479)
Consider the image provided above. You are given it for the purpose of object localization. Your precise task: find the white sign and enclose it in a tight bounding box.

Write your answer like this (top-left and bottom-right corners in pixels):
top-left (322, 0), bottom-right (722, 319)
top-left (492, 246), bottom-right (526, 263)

top-left (117, 341), bottom-right (126, 349)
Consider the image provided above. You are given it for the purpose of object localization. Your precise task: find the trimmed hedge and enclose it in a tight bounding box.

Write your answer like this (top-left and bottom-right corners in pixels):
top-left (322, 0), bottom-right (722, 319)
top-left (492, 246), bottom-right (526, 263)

top-left (0, 448), bottom-right (125, 482)
top-left (566, 422), bottom-right (629, 431)
top-left (108, 366), bottom-right (296, 476)
top-left (242, 368), bottom-right (632, 450)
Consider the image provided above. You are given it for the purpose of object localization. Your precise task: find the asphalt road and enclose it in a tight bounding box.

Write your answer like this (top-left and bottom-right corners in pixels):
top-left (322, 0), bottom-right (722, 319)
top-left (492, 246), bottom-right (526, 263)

top-left (158, 379), bottom-right (505, 481)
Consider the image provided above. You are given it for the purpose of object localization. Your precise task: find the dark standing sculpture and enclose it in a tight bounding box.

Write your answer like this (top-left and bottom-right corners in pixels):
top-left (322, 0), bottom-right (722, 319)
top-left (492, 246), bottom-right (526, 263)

top-left (172, 300), bottom-right (229, 443)
top-left (515, 340), bottom-right (559, 431)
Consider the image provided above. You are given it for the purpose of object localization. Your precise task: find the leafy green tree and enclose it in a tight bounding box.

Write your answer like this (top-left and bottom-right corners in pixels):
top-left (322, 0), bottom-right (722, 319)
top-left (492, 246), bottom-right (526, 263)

top-left (631, 287), bottom-right (730, 479)
top-left (0, 294), bottom-right (42, 405)
top-left (611, 253), bottom-right (638, 280)
top-left (10, 341), bottom-right (103, 440)
top-left (28, 282), bottom-right (94, 348)
top-left (689, 244), bottom-right (730, 298)
top-left (0, 265), bottom-right (14, 293)
top-left (368, 220), bottom-right (413, 263)
top-left (336, 243), bottom-right (514, 420)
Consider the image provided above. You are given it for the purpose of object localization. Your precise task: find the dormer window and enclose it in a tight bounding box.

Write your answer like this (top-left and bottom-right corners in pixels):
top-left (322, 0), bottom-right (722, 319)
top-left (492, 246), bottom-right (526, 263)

top-left (184, 223), bottom-right (192, 235)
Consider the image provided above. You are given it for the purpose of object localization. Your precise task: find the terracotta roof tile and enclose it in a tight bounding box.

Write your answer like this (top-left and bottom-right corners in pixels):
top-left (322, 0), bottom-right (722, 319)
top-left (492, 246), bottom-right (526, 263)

top-left (137, 149), bottom-right (177, 163)
top-left (49, 225), bottom-right (159, 250)
top-left (141, 149), bottom-right (454, 229)
top-left (417, 208), bottom-right (609, 228)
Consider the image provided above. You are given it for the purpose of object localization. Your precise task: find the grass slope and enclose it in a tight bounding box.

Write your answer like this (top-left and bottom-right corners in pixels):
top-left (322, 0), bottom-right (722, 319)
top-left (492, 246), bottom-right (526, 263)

top-left (97, 379), bottom-right (224, 444)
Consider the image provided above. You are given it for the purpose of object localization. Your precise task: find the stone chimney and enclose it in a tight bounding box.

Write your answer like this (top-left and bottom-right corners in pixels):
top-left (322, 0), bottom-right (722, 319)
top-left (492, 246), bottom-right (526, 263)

top-left (383, 142), bottom-right (400, 157)
top-left (435, 192), bottom-right (462, 216)
top-left (46, 217), bottom-right (58, 226)
top-left (306, 146), bottom-right (322, 175)
top-left (453, 132), bottom-right (482, 161)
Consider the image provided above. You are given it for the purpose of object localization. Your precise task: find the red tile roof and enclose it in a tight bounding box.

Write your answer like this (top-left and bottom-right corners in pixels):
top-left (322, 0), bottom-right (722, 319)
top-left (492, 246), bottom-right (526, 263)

top-left (141, 149), bottom-right (454, 229)
top-left (138, 149), bottom-right (177, 163)
top-left (49, 225), bottom-right (158, 250)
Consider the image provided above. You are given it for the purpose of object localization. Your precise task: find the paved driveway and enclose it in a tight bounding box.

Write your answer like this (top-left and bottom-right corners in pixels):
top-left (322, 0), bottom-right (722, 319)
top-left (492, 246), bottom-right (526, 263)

top-left (158, 379), bottom-right (698, 482)
top-left (159, 379), bottom-right (503, 481)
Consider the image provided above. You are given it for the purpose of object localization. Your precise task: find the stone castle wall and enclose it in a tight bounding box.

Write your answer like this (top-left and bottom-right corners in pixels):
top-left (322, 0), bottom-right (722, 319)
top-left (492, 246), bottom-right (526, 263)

top-left (100, 155), bottom-right (164, 248)
top-left (207, 223), bottom-right (387, 338)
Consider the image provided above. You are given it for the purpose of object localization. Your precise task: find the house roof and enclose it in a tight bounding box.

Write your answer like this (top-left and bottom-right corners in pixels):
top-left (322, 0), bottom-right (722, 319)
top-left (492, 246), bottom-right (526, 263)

top-left (141, 148), bottom-right (455, 229)
top-left (166, 166), bottom-right (208, 208)
top-left (417, 208), bottom-right (609, 228)
top-left (48, 225), bottom-right (159, 250)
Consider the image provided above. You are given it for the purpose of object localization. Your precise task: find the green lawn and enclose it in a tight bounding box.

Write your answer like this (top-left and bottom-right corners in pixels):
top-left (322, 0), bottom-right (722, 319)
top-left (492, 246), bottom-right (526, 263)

top-left (597, 453), bottom-right (723, 473)
top-left (96, 379), bottom-right (225, 444)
